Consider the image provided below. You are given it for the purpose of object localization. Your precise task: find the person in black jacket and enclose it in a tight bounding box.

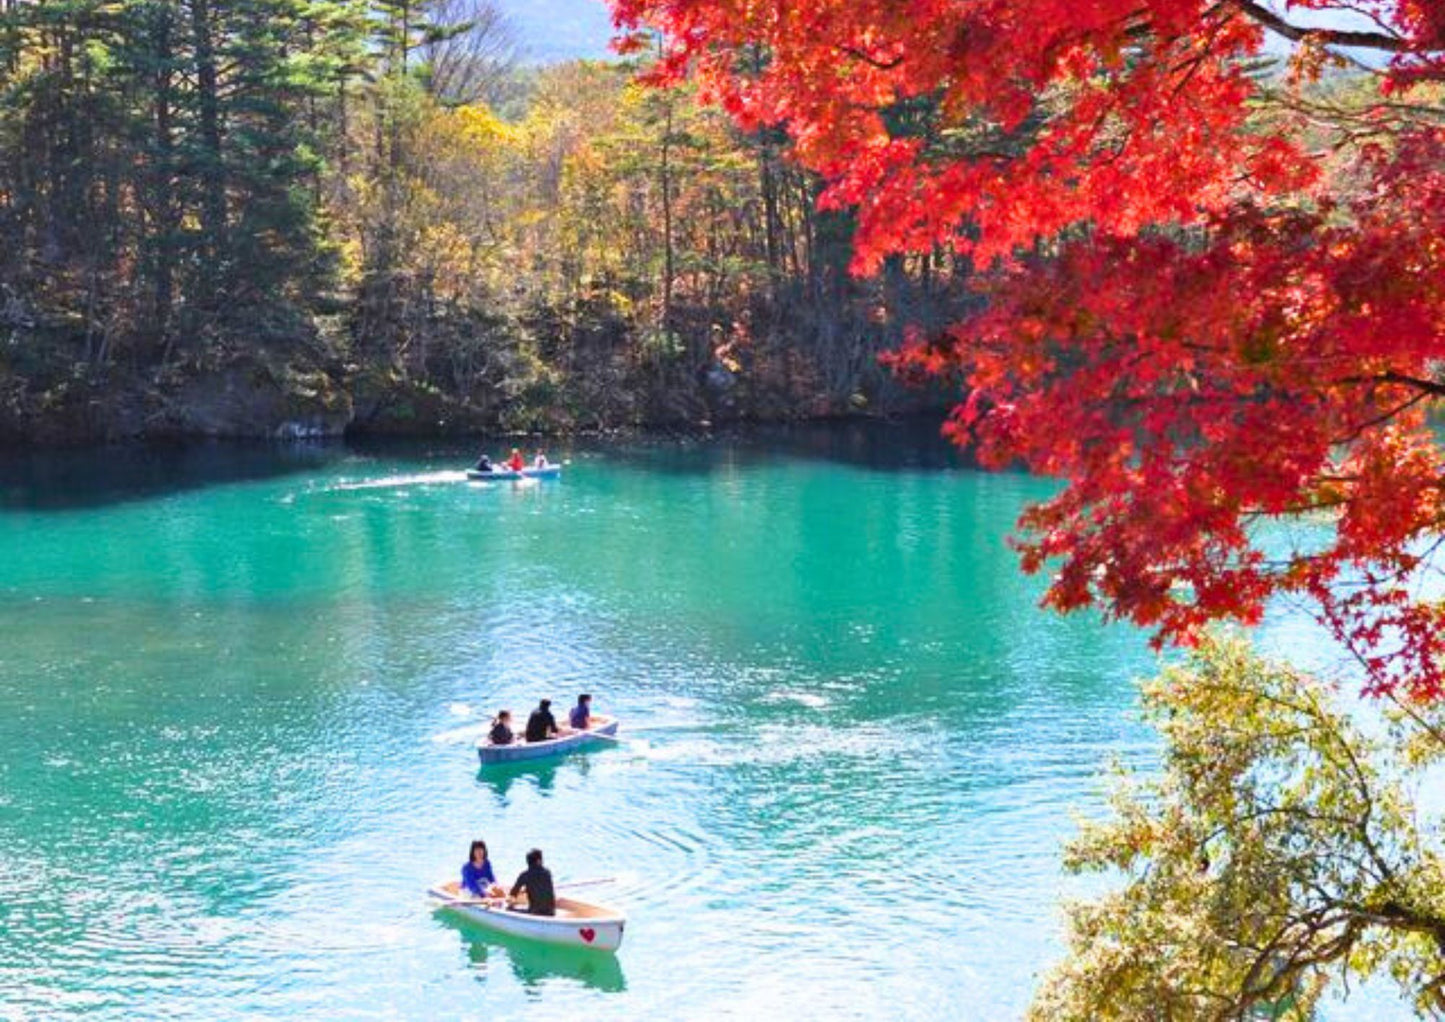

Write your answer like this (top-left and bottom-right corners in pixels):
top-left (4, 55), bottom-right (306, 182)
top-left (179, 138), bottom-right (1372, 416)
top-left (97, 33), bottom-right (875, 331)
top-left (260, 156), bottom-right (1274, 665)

top-left (509, 848), bottom-right (556, 916)
top-left (524, 699), bottom-right (559, 742)
top-left (488, 710), bottom-right (514, 746)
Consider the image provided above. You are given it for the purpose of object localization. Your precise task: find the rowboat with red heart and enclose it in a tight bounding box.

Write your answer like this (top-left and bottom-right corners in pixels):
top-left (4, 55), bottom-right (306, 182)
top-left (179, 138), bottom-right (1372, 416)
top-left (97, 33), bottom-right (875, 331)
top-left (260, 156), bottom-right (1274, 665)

top-left (427, 880), bottom-right (626, 951)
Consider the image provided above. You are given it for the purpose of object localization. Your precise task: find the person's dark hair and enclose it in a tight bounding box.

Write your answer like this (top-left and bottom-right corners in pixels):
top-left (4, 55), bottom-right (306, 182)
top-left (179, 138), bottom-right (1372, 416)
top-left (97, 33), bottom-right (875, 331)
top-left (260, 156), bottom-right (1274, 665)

top-left (495, 709), bottom-right (511, 721)
top-left (470, 840), bottom-right (488, 862)
top-left (539, 699), bottom-right (551, 710)
top-left (526, 848), bottom-right (543, 868)
top-left (577, 693), bottom-right (591, 704)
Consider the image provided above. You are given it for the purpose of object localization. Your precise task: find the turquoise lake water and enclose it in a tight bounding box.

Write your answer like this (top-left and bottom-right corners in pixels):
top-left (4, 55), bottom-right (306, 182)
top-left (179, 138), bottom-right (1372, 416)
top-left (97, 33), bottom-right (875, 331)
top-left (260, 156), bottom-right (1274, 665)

top-left (0, 423), bottom-right (1399, 1019)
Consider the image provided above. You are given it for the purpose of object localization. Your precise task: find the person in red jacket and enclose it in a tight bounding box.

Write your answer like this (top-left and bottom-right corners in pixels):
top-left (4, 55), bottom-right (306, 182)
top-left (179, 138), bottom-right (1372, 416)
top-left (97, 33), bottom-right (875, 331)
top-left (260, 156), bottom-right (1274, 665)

top-left (506, 447), bottom-right (525, 472)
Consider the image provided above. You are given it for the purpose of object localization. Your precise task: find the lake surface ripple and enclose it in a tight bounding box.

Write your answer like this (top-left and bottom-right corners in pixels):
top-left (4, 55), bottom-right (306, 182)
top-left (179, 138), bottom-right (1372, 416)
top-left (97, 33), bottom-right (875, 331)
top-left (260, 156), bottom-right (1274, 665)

top-left (0, 424), bottom-right (1165, 1019)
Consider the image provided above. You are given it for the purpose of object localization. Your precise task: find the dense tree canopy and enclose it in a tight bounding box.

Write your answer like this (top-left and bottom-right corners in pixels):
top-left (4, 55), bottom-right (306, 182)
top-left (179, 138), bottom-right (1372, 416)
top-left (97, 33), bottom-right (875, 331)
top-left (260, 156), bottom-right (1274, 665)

top-left (1030, 635), bottom-right (1445, 1019)
top-left (611, 0), bottom-right (1445, 698)
top-left (0, 0), bottom-right (948, 442)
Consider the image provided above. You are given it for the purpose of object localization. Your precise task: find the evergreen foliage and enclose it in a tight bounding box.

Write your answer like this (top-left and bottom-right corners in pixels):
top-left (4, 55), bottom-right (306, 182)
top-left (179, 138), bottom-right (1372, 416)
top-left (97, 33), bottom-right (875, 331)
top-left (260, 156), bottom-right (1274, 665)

top-left (0, 1), bottom-right (947, 442)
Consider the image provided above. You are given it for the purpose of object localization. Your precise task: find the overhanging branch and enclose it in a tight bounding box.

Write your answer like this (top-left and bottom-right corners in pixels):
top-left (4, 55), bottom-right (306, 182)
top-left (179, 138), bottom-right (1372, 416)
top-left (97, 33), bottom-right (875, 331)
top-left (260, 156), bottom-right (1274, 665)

top-left (1231, 0), bottom-right (1409, 53)
top-left (1377, 371), bottom-right (1445, 397)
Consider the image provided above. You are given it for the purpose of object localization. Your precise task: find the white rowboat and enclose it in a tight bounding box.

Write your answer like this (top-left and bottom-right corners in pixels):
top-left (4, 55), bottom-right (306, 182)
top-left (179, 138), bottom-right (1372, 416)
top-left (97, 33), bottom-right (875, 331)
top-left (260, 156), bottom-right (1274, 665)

top-left (428, 881), bottom-right (626, 951)
top-left (477, 716), bottom-right (619, 765)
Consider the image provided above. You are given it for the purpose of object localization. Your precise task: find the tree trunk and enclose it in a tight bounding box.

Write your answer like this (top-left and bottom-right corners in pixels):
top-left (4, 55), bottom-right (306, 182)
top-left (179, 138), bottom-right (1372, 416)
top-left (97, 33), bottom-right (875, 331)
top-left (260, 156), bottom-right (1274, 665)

top-left (659, 90), bottom-right (675, 339)
top-left (191, 0), bottom-right (226, 304)
top-left (151, 5), bottom-right (177, 341)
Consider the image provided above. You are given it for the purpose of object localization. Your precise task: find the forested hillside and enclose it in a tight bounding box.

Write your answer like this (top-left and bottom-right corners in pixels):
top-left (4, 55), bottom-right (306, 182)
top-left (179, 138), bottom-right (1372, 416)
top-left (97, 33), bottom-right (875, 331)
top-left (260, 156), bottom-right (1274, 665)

top-left (0, 0), bottom-right (955, 445)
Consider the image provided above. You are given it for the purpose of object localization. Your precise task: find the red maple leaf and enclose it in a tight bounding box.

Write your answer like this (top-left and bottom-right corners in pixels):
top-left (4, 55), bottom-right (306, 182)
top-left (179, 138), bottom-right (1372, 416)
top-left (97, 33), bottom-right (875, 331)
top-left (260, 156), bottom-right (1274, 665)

top-left (611, 0), bottom-right (1445, 698)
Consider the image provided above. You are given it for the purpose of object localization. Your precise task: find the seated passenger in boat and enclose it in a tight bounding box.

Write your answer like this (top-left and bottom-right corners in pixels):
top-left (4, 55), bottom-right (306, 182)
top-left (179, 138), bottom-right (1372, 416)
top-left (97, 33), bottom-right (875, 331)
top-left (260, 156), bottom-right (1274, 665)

top-left (474, 453), bottom-right (494, 473)
top-left (524, 699), bottom-right (559, 742)
top-left (461, 839), bottom-right (504, 899)
top-left (568, 694), bottom-right (592, 730)
top-left (533, 451), bottom-right (549, 469)
top-left (509, 848), bottom-right (556, 916)
top-left (488, 710), bottom-right (514, 746)
top-left (506, 448), bottom-right (525, 472)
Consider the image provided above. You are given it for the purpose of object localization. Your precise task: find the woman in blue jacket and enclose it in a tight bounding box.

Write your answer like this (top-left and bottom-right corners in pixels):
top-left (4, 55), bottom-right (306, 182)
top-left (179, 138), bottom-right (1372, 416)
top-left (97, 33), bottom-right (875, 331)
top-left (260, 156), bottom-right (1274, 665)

top-left (461, 839), bottom-right (503, 899)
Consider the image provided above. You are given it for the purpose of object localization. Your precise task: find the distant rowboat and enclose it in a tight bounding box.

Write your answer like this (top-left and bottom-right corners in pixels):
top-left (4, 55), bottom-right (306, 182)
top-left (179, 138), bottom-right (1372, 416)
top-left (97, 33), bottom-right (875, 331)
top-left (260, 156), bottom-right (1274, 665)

top-left (466, 465), bottom-right (562, 481)
top-left (477, 716), bottom-right (619, 765)
top-left (428, 881), bottom-right (626, 951)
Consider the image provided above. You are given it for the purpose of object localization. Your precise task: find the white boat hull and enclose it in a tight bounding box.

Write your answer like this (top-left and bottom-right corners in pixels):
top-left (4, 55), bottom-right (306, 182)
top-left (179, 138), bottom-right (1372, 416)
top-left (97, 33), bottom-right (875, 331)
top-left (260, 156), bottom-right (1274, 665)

top-left (428, 883), bottom-right (625, 951)
top-left (477, 716), bottom-right (619, 765)
top-left (466, 466), bottom-right (562, 481)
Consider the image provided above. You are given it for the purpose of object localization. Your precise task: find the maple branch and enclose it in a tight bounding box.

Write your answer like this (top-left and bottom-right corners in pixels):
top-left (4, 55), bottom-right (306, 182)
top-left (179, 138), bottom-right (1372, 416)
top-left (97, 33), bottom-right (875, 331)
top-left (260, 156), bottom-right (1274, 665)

top-left (1375, 372), bottom-right (1445, 397)
top-left (1384, 690), bottom-right (1445, 750)
top-left (1332, 390), bottom-right (1432, 445)
top-left (1229, 0), bottom-right (1409, 53)
top-left (1170, 49), bottom-right (1213, 97)
top-left (1243, 496), bottom-right (1351, 517)
top-left (1338, 372), bottom-right (1445, 398)
top-left (838, 45), bottom-right (903, 71)
top-left (1170, 3), bottom-right (1234, 96)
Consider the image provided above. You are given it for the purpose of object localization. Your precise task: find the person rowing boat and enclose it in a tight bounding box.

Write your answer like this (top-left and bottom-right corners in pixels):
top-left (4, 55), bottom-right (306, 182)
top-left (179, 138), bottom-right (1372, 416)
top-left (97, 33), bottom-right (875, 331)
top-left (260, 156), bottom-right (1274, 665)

top-left (509, 848), bottom-right (556, 916)
top-left (525, 699), bottom-right (559, 742)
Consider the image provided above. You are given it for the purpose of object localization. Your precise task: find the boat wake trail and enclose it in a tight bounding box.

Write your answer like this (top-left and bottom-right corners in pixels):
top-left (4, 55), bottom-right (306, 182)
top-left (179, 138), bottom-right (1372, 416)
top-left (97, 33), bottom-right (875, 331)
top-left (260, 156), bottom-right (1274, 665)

top-left (430, 721), bottom-right (489, 744)
top-left (329, 470), bottom-right (467, 492)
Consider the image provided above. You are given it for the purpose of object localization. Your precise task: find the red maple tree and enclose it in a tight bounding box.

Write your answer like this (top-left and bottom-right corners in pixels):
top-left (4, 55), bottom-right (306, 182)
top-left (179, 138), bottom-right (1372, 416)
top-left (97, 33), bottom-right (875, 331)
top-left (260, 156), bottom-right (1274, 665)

top-left (611, 0), bottom-right (1445, 698)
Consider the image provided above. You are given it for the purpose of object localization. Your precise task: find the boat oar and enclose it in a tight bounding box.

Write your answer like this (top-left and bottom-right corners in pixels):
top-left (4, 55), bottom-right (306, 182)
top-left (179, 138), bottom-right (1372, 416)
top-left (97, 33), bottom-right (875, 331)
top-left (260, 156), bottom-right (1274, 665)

top-left (557, 877), bottom-right (617, 891)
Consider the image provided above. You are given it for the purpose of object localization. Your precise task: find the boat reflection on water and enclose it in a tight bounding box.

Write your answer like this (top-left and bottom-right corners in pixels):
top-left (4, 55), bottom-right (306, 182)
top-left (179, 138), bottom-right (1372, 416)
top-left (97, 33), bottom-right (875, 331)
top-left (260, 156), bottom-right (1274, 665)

top-left (437, 911), bottom-right (628, 993)
top-left (474, 759), bottom-right (560, 801)
top-left (474, 754), bottom-right (601, 802)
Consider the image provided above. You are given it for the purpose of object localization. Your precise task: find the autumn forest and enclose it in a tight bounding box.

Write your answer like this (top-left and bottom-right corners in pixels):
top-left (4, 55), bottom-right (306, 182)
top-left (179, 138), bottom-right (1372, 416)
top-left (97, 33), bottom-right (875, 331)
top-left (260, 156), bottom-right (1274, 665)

top-left (0, 0), bottom-right (955, 444)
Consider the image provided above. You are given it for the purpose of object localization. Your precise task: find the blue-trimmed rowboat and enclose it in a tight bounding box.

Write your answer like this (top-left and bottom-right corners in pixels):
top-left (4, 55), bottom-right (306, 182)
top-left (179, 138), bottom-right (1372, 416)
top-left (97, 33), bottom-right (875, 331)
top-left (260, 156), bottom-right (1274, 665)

top-left (477, 716), bottom-right (619, 765)
top-left (466, 465), bottom-right (562, 481)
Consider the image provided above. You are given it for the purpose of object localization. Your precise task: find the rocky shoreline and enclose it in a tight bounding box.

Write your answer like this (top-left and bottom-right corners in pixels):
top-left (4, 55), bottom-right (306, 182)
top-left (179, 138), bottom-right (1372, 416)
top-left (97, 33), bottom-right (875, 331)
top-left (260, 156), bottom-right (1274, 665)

top-left (0, 349), bottom-right (949, 450)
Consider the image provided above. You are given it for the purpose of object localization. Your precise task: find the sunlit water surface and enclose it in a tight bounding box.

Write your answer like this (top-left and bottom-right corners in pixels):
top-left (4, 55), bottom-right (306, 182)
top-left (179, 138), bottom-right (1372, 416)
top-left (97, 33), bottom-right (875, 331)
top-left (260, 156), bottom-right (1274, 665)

top-left (0, 424), bottom-right (1401, 1019)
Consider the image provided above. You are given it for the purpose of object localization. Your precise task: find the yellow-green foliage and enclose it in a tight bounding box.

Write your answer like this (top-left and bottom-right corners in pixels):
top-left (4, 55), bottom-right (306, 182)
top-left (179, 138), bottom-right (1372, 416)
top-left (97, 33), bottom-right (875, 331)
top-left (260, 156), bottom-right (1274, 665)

top-left (1031, 635), bottom-right (1445, 1021)
top-left (343, 61), bottom-right (780, 331)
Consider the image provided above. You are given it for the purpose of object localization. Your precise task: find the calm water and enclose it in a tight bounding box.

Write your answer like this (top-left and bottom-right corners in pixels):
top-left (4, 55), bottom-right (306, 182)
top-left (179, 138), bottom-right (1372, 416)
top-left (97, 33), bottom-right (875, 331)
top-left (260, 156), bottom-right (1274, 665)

top-left (0, 424), bottom-right (1391, 1019)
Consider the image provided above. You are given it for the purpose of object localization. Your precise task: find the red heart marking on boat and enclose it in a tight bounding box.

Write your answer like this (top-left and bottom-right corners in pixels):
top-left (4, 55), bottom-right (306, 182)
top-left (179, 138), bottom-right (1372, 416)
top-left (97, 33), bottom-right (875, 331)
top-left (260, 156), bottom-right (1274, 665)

top-left (579, 928), bottom-right (596, 943)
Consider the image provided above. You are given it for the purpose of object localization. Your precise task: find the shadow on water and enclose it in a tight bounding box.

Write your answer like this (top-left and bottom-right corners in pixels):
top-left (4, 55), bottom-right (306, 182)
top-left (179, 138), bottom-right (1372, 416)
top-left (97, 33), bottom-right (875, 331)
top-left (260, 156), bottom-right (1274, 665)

top-left (0, 440), bottom-right (343, 511)
top-left (437, 911), bottom-right (628, 993)
top-left (354, 415), bottom-right (976, 477)
top-left (475, 747), bottom-right (624, 800)
top-left (0, 417), bottom-right (974, 512)
top-left (475, 760), bottom-right (562, 801)
top-left (580, 416), bottom-right (978, 477)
